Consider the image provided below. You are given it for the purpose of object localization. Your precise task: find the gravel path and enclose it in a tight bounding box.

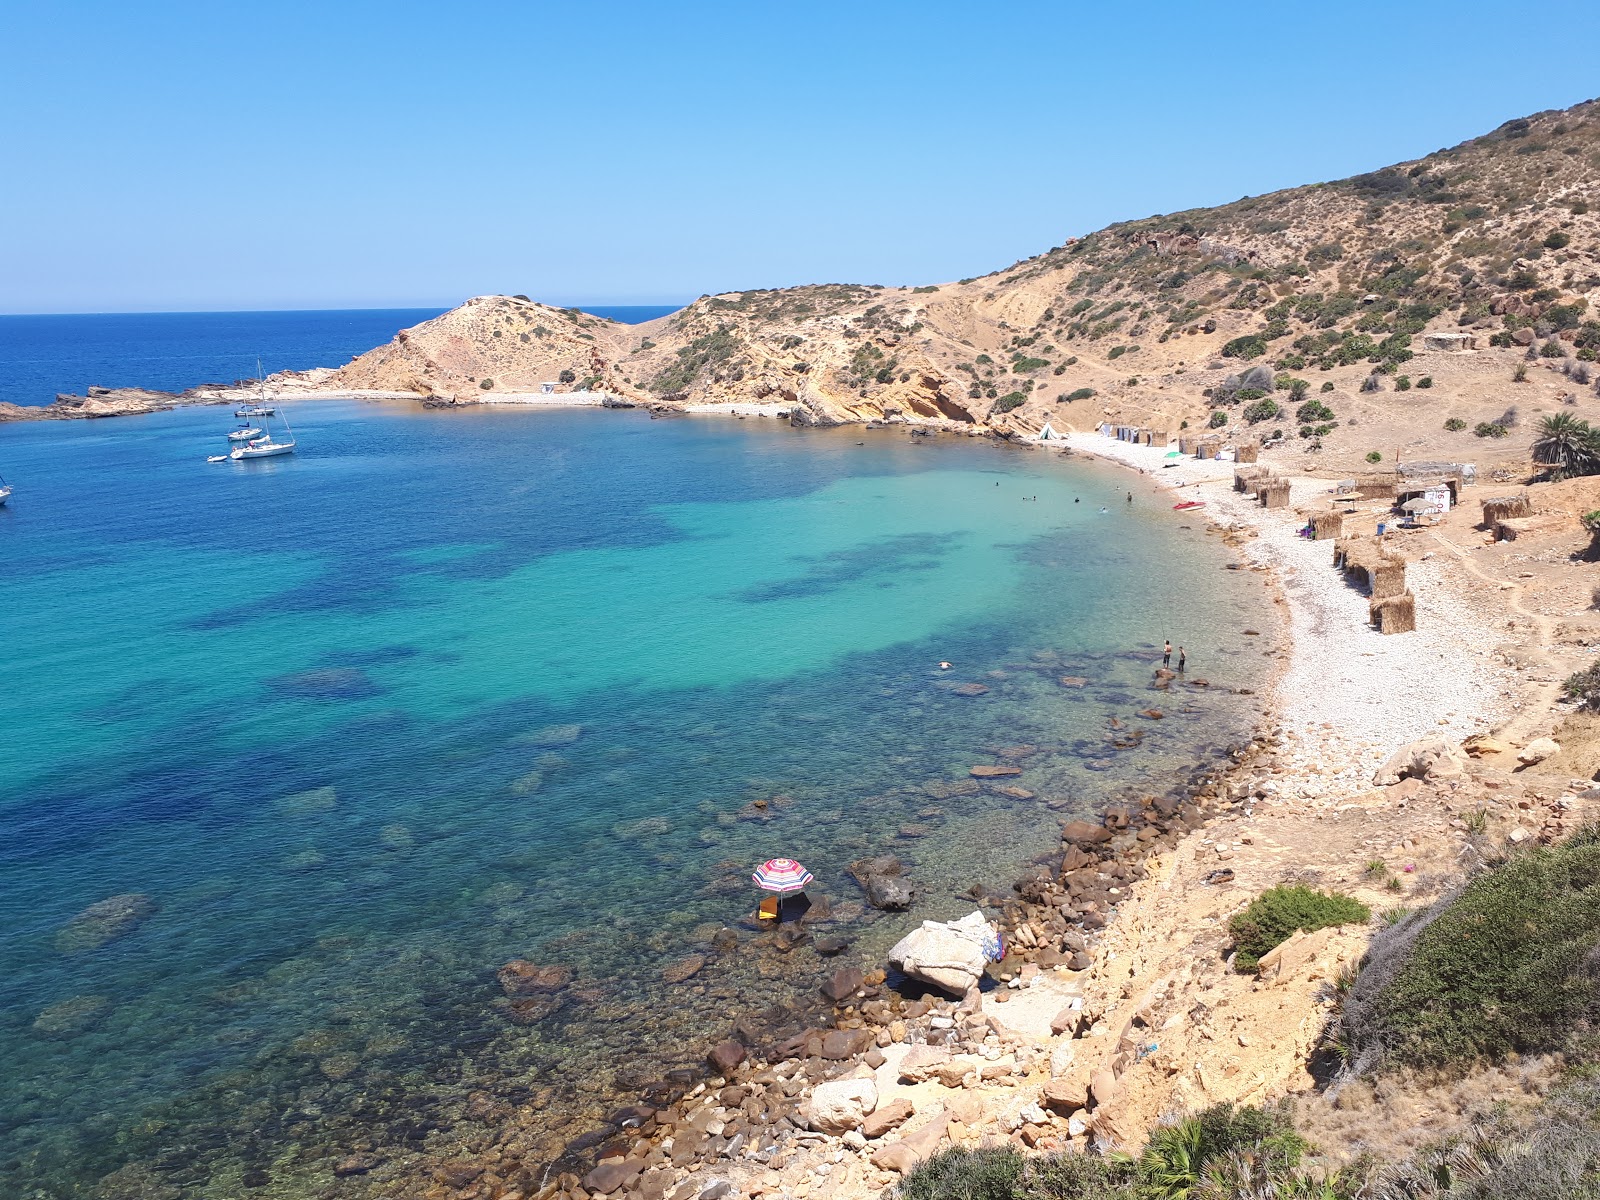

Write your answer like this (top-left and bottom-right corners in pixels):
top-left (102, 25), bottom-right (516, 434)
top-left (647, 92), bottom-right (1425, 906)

top-left (1061, 434), bottom-right (1520, 795)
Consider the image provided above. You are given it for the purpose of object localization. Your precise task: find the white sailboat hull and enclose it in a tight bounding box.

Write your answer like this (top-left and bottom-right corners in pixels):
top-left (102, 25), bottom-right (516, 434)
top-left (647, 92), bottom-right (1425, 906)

top-left (230, 440), bottom-right (296, 459)
top-left (0, 486), bottom-right (10, 506)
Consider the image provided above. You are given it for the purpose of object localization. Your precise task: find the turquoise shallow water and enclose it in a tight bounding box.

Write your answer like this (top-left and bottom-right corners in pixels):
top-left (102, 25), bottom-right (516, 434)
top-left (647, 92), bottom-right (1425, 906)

top-left (0, 402), bottom-right (1271, 1196)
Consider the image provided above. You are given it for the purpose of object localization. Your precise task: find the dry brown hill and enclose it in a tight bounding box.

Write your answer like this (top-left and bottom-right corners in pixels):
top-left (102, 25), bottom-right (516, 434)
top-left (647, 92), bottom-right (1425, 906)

top-left (332, 99), bottom-right (1600, 467)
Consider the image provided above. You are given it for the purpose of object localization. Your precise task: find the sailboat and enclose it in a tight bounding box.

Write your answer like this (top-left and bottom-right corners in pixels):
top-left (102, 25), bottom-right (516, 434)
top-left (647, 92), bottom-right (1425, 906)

top-left (227, 424), bottom-right (265, 442)
top-left (234, 360), bottom-right (277, 418)
top-left (230, 409), bottom-right (296, 460)
top-left (0, 473), bottom-right (11, 506)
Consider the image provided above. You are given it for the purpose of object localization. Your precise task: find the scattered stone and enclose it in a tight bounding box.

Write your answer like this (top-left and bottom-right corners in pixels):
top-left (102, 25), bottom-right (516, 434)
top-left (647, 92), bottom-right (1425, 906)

top-left (333, 1154), bottom-right (380, 1177)
top-left (870, 1113), bottom-right (950, 1173)
top-left (497, 960), bottom-right (573, 996)
top-left (1372, 737), bottom-right (1470, 786)
top-left (661, 954), bottom-right (707, 985)
top-left (863, 1097), bottom-right (915, 1138)
top-left (970, 764), bottom-right (1023, 778)
top-left (898, 1044), bottom-right (953, 1083)
top-left (821, 967), bottom-right (865, 1003)
top-left (707, 1040), bottom-right (746, 1076)
top-left (1518, 738), bottom-right (1560, 767)
top-left (807, 1078), bottom-right (877, 1134)
top-left (584, 1158), bottom-right (644, 1195)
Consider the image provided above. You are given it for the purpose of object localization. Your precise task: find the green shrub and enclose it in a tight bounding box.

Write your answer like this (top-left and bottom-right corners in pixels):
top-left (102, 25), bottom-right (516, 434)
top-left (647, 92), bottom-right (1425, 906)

top-left (1513, 361), bottom-right (1529, 383)
top-left (1417, 375), bottom-right (1433, 388)
top-left (1235, 387), bottom-right (1268, 402)
top-left (1221, 334), bottom-right (1269, 360)
top-left (1545, 229), bottom-right (1572, 250)
top-left (1209, 410), bottom-right (1229, 429)
top-left (1242, 398), bottom-right (1281, 424)
top-left (1320, 381), bottom-right (1335, 393)
top-left (1012, 357), bottom-right (1049, 373)
top-left (558, 368), bottom-right (577, 384)
top-left (1475, 422), bottom-right (1509, 438)
top-left (1139, 1103), bottom-right (1308, 1197)
top-left (1108, 345), bottom-right (1129, 359)
top-left (974, 353), bottom-right (993, 365)
top-left (1296, 400), bottom-right (1335, 423)
top-left (1541, 339), bottom-right (1568, 358)
top-left (1444, 417), bottom-right (1467, 431)
top-left (1395, 375), bottom-right (1412, 391)
top-left (912, 285), bottom-right (939, 293)
top-left (898, 1146), bottom-right (1024, 1200)
top-left (479, 378), bottom-right (494, 389)
top-left (1567, 660), bottom-right (1600, 710)
top-left (992, 392), bottom-right (1026, 414)
top-left (1062, 387), bottom-right (1095, 402)
top-left (1366, 450), bottom-right (1383, 463)
top-left (1344, 828), bottom-right (1600, 1070)
top-left (1229, 886), bottom-right (1369, 972)
top-left (901, 1144), bottom-right (1140, 1200)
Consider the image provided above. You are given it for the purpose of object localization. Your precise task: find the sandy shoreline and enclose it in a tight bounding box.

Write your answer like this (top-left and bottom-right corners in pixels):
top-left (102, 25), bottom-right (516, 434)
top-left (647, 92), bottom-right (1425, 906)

top-left (1061, 432), bottom-right (1520, 791)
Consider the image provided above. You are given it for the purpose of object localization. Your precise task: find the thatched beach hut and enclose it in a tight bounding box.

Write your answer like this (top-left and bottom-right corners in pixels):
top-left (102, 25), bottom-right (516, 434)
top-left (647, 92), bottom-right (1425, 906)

top-left (1310, 512), bottom-right (1346, 541)
top-left (1234, 442), bottom-right (1259, 464)
top-left (1334, 537), bottom-right (1407, 600)
top-left (1234, 466), bottom-right (1266, 494)
top-left (1480, 494), bottom-right (1532, 531)
top-left (1259, 479), bottom-right (1292, 509)
top-left (1370, 591), bottom-right (1416, 634)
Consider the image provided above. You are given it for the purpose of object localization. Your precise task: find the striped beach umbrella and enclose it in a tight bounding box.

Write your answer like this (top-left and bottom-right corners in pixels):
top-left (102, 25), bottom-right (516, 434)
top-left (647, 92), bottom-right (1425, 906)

top-left (752, 858), bottom-right (814, 895)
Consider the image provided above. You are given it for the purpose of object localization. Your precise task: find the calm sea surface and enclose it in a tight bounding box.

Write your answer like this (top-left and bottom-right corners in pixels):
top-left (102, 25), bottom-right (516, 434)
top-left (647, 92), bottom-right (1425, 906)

top-left (0, 389), bottom-right (1272, 1197)
top-left (0, 306), bottom-right (680, 406)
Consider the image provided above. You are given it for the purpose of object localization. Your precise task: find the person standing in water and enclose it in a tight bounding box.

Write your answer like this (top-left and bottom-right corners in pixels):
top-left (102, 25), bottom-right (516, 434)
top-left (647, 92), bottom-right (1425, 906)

top-left (1127, 491), bottom-right (1132, 503)
top-left (1162, 640), bottom-right (1172, 667)
top-left (1178, 646), bottom-right (1186, 672)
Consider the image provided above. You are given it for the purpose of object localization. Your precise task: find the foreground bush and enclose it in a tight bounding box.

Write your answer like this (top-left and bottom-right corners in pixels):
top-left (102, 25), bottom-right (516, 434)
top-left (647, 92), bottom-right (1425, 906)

top-left (899, 1104), bottom-right (1337, 1199)
top-left (1341, 828), bottom-right (1600, 1071)
top-left (1230, 886), bottom-right (1369, 972)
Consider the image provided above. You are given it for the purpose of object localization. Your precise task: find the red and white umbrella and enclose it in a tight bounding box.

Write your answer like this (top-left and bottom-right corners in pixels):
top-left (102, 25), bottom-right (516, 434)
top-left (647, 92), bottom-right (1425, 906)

top-left (752, 858), bottom-right (814, 895)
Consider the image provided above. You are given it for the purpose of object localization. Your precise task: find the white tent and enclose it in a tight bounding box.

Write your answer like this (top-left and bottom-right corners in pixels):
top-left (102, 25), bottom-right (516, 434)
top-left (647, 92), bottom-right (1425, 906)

top-left (1037, 421), bottom-right (1066, 442)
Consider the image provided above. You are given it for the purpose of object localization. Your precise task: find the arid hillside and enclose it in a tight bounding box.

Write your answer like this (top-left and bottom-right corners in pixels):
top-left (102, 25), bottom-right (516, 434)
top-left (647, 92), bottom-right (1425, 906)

top-left (332, 99), bottom-right (1600, 470)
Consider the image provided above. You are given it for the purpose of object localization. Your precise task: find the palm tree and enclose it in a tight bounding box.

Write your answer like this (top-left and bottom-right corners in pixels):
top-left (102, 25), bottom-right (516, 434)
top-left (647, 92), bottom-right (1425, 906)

top-left (1532, 413), bottom-right (1600, 478)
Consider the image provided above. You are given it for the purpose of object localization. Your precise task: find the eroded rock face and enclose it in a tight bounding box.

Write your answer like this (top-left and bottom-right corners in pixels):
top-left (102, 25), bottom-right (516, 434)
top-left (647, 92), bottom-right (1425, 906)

top-left (56, 894), bottom-right (157, 953)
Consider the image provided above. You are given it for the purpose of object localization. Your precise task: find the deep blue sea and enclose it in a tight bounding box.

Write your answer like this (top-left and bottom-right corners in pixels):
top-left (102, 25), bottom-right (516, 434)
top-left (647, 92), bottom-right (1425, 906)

top-left (0, 306), bottom-right (679, 406)
top-left (0, 336), bottom-right (1272, 1197)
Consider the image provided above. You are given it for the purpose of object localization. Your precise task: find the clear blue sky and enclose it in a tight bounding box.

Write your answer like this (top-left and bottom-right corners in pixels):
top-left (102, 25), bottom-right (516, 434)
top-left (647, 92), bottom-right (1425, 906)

top-left (3, 0), bottom-right (1596, 314)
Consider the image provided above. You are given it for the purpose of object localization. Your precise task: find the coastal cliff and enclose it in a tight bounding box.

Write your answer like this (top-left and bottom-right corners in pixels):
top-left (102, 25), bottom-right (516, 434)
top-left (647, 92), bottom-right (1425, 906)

top-left (319, 98), bottom-right (1600, 476)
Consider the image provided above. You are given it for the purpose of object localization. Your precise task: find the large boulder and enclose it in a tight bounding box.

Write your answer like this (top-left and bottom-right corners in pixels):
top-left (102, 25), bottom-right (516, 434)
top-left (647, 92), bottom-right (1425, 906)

top-left (887, 911), bottom-right (996, 996)
top-left (1518, 737), bottom-right (1560, 767)
top-left (1371, 737), bottom-right (1471, 786)
top-left (866, 875), bottom-right (914, 911)
top-left (806, 1078), bottom-right (877, 1134)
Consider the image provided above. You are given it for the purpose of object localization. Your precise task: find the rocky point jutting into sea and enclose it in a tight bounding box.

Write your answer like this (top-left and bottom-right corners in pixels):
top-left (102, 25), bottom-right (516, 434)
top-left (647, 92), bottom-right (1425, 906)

top-left (5, 97), bottom-right (1600, 1200)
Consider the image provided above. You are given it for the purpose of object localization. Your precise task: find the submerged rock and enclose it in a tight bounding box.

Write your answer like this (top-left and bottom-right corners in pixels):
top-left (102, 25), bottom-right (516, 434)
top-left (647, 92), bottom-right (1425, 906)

top-left (33, 994), bottom-right (112, 1036)
top-left (517, 722), bottom-right (583, 746)
top-left (274, 785), bottom-right (337, 815)
top-left (266, 666), bottom-right (379, 700)
top-left (56, 893), bottom-right (157, 953)
top-left (497, 960), bottom-right (573, 996)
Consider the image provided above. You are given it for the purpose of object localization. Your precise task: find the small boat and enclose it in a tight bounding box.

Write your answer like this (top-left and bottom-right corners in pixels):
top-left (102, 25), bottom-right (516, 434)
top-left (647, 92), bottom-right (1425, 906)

top-left (0, 474), bottom-right (11, 506)
top-left (207, 455), bottom-right (229, 464)
top-left (1173, 500), bottom-right (1206, 511)
top-left (228, 425), bottom-right (265, 442)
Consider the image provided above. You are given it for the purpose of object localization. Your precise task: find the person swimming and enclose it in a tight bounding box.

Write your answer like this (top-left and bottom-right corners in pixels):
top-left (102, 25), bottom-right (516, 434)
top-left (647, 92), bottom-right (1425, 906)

top-left (1099, 505), bottom-right (1108, 513)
